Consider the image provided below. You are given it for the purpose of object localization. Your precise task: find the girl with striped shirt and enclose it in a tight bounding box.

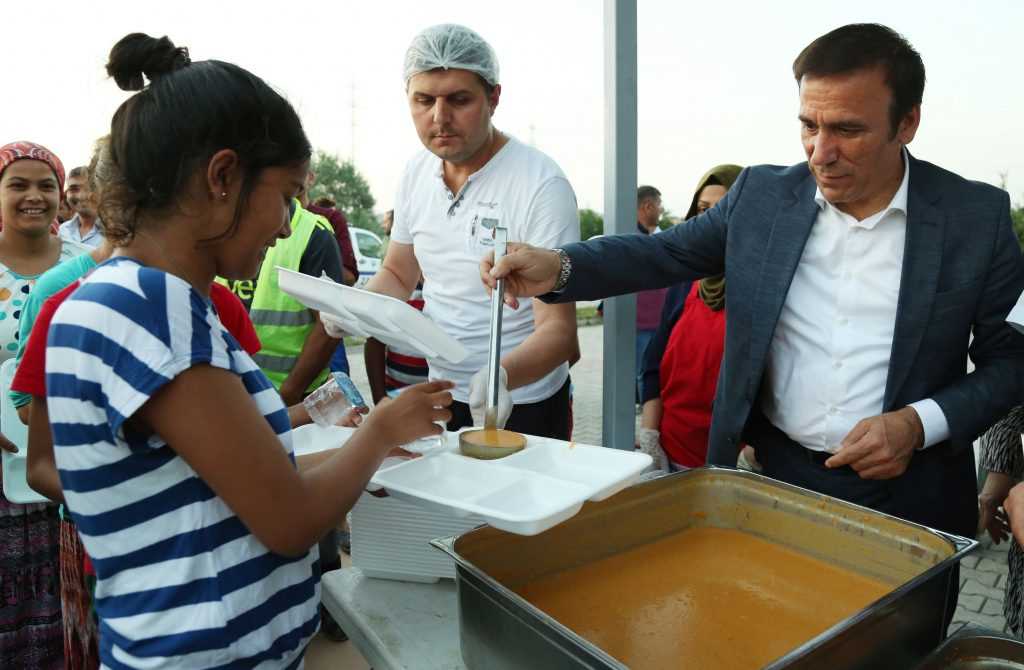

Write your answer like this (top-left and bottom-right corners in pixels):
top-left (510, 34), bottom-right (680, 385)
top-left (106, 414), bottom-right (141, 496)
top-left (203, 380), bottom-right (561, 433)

top-left (45, 33), bottom-right (453, 669)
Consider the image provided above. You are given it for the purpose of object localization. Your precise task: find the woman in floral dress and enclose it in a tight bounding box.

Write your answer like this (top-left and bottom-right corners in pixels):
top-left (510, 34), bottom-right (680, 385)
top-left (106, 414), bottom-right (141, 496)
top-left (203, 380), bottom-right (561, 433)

top-left (0, 141), bottom-right (89, 668)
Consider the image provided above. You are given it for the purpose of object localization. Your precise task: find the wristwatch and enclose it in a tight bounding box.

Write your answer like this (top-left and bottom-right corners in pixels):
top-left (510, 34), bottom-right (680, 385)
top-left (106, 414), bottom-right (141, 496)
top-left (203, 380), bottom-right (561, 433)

top-left (552, 248), bottom-right (572, 292)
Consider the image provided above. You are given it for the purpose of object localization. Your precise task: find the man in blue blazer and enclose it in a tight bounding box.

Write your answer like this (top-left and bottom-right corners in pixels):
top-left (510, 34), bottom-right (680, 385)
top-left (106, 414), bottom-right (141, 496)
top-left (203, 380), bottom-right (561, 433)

top-left (482, 23), bottom-right (1024, 542)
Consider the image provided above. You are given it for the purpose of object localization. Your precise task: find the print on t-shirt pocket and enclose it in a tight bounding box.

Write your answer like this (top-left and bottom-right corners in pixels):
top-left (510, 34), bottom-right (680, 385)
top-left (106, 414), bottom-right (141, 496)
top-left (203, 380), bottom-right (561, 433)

top-left (465, 209), bottom-right (503, 257)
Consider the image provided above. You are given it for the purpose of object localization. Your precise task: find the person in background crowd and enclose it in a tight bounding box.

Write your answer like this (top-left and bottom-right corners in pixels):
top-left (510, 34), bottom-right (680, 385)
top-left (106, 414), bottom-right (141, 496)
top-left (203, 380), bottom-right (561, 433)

top-left (56, 198), bottom-right (73, 224)
top-left (13, 154), bottom-right (114, 417)
top-left (977, 406), bottom-right (1024, 638)
top-left (8, 151), bottom-right (111, 670)
top-left (301, 176), bottom-right (357, 379)
top-left (43, 32), bottom-right (452, 668)
top-left (58, 166), bottom-right (104, 248)
top-left (379, 208), bottom-right (394, 255)
top-left (637, 164), bottom-right (742, 471)
top-left (304, 180), bottom-right (357, 286)
top-left (358, 24), bottom-right (579, 438)
top-left (633, 185), bottom-right (667, 401)
top-left (0, 140), bottom-right (89, 669)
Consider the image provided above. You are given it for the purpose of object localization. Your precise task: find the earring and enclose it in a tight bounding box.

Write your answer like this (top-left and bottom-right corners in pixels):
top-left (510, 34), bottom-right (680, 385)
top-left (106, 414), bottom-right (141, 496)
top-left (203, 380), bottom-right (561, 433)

top-left (221, 192), bottom-right (227, 198)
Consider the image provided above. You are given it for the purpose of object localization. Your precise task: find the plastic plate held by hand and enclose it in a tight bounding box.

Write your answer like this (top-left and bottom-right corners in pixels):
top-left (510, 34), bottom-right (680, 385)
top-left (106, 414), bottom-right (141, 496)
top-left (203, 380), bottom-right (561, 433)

top-left (0, 359), bottom-right (46, 504)
top-left (290, 424), bottom-right (356, 458)
top-left (277, 268), bottom-right (468, 365)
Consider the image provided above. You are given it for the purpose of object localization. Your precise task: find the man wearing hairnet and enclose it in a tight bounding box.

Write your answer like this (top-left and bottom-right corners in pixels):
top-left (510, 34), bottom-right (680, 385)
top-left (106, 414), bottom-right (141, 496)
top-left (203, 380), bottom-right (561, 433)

top-left (355, 24), bottom-right (580, 439)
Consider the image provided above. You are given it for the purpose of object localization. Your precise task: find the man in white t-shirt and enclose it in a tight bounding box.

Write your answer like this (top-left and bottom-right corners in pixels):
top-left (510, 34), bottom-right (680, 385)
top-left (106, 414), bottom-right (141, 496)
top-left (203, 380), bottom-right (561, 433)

top-left (363, 23), bottom-right (579, 439)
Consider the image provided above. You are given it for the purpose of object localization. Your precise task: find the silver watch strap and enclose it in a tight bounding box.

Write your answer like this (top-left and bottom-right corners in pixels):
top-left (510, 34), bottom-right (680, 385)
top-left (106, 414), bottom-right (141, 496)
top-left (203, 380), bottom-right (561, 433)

top-left (552, 248), bottom-right (572, 292)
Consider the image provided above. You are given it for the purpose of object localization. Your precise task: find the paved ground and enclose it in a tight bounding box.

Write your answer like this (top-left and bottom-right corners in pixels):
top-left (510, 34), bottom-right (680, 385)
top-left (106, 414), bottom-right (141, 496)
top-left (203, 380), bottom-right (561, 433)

top-left (310, 323), bottom-right (1014, 667)
top-left (953, 534), bottom-right (1013, 634)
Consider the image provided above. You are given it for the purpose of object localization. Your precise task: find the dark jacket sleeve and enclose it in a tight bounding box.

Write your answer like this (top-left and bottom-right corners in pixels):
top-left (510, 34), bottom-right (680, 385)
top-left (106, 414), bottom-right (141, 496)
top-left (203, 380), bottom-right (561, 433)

top-left (548, 168), bottom-right (744, 303)
top-left (933, 190), bottom-right (1024, 445)
top-left (640, 282), bottom-right (691, 403)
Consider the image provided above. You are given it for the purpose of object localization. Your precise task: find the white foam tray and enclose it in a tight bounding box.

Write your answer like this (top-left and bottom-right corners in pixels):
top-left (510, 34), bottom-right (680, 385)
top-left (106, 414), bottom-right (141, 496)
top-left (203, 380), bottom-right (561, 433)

top-left (350, 493), bottom-right (484, 583)
top-left (277, 267), bottom-right (467, 364)
top-left (0, 358), bottom-right (47, 504)
top-left (291, 424), bottom-right (651, 537)
top-left (370, 432), bottom-right (652, 536)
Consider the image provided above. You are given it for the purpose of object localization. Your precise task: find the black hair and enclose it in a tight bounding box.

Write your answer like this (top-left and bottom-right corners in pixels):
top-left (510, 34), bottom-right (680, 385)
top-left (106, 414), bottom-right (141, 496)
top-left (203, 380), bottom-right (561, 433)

top-left (637, 185), bottom-right (661, 207)
top-left (67, 166), bottom-right (89, 181)
top-left (792, 23), bottom-right (925, 137)
top-left (100, 32), bottom-right (311, 245)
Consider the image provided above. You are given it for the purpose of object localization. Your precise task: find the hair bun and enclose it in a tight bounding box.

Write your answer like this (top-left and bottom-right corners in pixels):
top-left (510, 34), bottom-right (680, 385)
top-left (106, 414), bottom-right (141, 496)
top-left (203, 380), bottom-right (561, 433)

top-left (106, 33), bottom-right (190, 91)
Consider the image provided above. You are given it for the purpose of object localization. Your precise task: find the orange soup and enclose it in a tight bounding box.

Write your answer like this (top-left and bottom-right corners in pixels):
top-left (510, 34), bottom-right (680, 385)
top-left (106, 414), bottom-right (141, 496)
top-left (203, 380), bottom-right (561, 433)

top-left (514, 527), bottom-right (892, 669)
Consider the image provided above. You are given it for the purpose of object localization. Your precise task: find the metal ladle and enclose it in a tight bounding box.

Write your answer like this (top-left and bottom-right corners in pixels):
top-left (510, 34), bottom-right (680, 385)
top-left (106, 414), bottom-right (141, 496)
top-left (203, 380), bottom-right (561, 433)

top-left (459, 225), bottom-right (526, 459)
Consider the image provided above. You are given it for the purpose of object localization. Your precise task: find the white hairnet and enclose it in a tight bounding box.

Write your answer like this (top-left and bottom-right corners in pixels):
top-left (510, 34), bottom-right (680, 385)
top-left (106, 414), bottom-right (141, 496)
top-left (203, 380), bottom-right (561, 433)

top-left (403, 24), bottom-right (499, 86)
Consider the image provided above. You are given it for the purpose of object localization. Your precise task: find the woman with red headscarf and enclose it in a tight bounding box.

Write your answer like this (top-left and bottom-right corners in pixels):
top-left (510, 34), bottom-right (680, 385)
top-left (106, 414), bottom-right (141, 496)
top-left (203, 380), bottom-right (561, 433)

top-left (0, 141), bottom-right (90, 668)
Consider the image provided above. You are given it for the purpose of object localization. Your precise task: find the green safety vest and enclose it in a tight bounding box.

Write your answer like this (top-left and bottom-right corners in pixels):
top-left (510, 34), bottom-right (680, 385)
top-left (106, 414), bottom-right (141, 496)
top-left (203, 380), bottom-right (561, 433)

top-left (222, 200), bottom-right (334, 393)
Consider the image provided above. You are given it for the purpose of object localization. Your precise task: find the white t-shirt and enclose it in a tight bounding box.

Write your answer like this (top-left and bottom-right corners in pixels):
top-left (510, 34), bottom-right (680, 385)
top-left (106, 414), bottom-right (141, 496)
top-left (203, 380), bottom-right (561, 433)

top-left (392, 136), bottom-right (580, 403)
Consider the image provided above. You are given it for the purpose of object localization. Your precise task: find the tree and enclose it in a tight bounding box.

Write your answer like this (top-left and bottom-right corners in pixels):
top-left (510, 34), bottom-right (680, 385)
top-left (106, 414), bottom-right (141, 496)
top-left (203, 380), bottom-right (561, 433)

top-left (309, 150), bottom-right (382, 235)
top-left (578, 207), bottom-right (678, 238)
top-left (579, 208), bottom-right (603, 240)
top-left (1012, 204), bottom-right (1024, 250)
top-left (658, 209), bottom-right (678, 230)
top-left (999, 172), bottom-right (1024, 250)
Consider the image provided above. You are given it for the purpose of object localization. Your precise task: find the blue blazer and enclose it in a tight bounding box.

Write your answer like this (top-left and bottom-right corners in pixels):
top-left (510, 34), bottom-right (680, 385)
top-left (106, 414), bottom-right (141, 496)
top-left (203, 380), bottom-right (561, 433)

top-left (555, 156), bottom-right (1024, 536)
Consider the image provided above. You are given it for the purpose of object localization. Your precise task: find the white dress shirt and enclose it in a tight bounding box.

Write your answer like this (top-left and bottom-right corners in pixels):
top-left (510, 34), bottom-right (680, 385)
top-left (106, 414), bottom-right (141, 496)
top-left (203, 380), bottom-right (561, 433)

top-left (762, 153), bottom-right (950, 452)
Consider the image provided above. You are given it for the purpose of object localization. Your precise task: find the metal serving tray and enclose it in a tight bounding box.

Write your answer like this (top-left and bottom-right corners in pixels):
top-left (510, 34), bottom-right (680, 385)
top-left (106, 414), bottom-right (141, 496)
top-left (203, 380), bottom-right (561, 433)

top-left (432, 467), bottom-right (976, 670)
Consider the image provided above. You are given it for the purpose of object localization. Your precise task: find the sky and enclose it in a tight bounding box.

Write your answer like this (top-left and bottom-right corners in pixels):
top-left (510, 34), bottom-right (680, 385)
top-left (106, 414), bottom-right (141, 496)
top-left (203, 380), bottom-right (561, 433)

top-left (3, 0), bottom-right (1023, 218)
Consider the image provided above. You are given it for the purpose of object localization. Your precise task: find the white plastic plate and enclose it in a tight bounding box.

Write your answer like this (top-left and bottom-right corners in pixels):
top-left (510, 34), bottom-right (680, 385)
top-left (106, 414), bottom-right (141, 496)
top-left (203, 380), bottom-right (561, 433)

top-left (277, 268), bottom-right (468, 364)
top-left (290, 424), bottom-right (356, 458)
top-left (0, 358), bottom-right (47, 504)
top-left (370, 433), bottom-right (652, 536)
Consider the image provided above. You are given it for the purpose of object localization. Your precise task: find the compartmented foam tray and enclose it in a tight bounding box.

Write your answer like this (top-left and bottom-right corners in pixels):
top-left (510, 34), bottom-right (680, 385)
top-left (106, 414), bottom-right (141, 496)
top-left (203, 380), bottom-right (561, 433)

top-left (370, 432), bottom-right (652, 536)
top-left (290, 424), bottom-right (652, 537)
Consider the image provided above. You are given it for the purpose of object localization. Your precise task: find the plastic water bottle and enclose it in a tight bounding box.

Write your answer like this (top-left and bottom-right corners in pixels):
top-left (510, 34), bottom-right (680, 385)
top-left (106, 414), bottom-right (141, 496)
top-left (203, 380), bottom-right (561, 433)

top-left (303, 372), bottom-right (368, 428)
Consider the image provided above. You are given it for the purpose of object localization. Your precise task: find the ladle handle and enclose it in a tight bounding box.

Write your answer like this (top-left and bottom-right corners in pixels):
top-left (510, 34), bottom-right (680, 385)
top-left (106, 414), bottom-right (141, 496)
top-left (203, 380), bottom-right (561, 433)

top-left (485, 227), bottom-right (508, 430)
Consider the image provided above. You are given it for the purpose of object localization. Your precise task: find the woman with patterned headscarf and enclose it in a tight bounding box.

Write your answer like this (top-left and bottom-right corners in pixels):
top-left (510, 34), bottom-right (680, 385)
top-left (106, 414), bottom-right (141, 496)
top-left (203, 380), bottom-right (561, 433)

top-left (636, 164), bottom-right (743, 471)
top-left (0, 141), bottom-right (91, 668)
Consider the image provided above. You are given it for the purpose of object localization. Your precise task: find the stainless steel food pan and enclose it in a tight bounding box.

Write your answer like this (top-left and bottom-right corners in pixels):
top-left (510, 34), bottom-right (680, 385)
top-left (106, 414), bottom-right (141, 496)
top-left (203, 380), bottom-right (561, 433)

top-left (915, 626), bottom-right (1024, 669)
top-left (433, 467), bottom-right (976, 669)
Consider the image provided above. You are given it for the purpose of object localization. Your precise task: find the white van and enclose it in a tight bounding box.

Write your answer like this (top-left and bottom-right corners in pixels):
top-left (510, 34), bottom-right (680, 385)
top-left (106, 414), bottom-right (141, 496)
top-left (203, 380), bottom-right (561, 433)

top-left (349, 227), bottom-right (384, 287)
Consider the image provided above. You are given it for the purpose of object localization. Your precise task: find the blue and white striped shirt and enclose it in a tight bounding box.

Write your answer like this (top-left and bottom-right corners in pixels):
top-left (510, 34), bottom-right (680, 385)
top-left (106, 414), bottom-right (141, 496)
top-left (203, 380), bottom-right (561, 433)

top-left (47, 258), bottom-right (319, 669)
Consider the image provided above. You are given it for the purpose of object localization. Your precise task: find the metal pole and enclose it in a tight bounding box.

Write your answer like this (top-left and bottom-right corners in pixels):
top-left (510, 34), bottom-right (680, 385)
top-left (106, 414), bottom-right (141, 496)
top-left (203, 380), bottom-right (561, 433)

top-left (602, 0), bottom-right (637, 450)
